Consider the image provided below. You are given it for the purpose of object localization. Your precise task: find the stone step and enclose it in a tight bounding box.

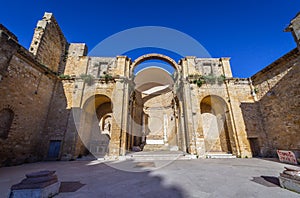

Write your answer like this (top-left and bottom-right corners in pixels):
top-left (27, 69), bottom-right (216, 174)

top-left (205, 153), bottom-right (236, 159)
top-left (142, 144), bottom-right (169, 152)
top-left (126, 151), bottom-right (196, 161)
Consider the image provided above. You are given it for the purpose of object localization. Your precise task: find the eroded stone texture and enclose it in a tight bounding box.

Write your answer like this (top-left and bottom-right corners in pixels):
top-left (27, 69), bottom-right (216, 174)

top-left (251, 49), bottom-right (300, 157)
top-left (0, 31), bottom-right (57, 165)
top-left (9, 170), bottom-right (59, 198)
top-left (29, 12), bottom-right (67, 73)
top-left (0, 12), bottom-right (299, 166)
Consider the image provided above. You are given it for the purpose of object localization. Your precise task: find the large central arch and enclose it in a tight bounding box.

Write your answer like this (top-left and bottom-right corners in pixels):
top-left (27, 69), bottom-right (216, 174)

top-left (126, 53), bottom-right (184, 152)
top-left (130, 53), bottom-right (181, 75)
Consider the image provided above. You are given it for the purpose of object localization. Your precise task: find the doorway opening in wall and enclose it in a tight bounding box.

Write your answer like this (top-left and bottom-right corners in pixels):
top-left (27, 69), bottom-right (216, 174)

top-left (249, 138), bottom-right (260, 157)
top-left (47, 140), bottom-right (61, 159)
top-left (126, 54), bottom-right (184, 153)
top-left (79, 94), bottom-right (113, 159)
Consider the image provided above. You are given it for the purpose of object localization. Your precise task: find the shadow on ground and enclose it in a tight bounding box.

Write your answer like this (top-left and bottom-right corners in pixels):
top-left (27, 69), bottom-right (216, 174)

top-left (59, 181), bottom-right (85, 193)
top-left (58, 160), bottom-right (185, 197)
top-left (251, 176), bottom-right (280, 187)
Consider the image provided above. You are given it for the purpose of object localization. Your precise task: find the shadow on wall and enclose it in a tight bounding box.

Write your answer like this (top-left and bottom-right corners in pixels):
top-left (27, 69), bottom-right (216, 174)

top-left (240, 102), bottom-right (264, 157)
top-left (241, 60), bottom-right (300, 157)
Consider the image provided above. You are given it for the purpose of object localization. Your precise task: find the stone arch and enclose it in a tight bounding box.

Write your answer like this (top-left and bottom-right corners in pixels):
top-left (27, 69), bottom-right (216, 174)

top-left (200, 95), bottom-right (228, 114)
top-left (127, 64), bottom-right (182, 152)
top-left (0, 108), bottom-right (14, 139)
top-left (97, 102), bottom-right (113, 137)
top-left (82, 94), bottom-right (112, 113)
top-left (200, 95), bottom-right (235, 154)
top-left (80, 94), bottom-right (113, 157)
top-left (130, 53), bottom-right (181, 75)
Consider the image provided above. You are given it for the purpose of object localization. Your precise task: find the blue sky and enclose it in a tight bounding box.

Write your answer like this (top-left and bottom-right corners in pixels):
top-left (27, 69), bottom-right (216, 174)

top-left (1, 0), bottom-right (299, 77)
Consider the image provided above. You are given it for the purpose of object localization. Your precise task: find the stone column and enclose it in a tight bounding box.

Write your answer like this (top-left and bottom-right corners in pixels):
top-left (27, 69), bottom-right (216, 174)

top-left (195, 111), bottom-right (206, 158)
top-left (111, 56), bottom-right (131, 156)
top-left (181, 57), bottom-right (197, 154)
top-left (178, 100), bottom-right (187, 153)
top-left (163, 114), bottom-right (168, 145)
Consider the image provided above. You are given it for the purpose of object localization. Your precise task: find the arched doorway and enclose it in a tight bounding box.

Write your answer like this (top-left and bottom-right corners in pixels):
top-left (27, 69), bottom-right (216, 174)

top-left (80, 94), bottom-right (113, 158)
top-left (127, 54), bottom-right (183, 152)
top-left (200, 95), bottom-right (234, 154)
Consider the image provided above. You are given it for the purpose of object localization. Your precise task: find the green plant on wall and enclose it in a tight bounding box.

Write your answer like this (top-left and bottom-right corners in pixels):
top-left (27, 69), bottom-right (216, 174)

top-left (104, 73), bottom-right (113, 83)
top-left (80, 74), bottom-right (94, 85)
top-left (189, 74), bottom-right (226, 87)
top-left (192, 78), bottom-right (204, 87)
top-left (217, 74), bottom-right (226, 85)
top-left (99, 72), bottom-right (113, 83)
top-left (58, 74), bottom-right (71, 80)
top-left (203, 73), bottom-right (216, 84)
top-left (254, 87), bottom-right (259, 94)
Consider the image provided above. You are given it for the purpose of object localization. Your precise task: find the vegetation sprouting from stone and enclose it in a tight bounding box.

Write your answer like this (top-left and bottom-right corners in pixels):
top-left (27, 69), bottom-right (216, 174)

top-left (217, 74), bottom-right (226, 85)
top-left (80, 74), bottom-right (94, 85)
top-left (58, 74), bottom-right (71, 80)
top-left (104, 73), bottom-right (113, 83)
top-left (189, 74), bottom-right (226, 87)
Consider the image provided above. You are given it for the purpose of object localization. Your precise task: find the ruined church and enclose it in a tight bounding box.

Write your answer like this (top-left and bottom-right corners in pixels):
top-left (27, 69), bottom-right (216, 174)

top-left (0, 12), bottom-right (299, 166)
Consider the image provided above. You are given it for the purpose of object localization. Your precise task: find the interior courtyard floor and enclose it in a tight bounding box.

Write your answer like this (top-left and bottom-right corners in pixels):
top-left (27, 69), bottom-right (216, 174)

top-left (0, 157), bottom-right (299, 198)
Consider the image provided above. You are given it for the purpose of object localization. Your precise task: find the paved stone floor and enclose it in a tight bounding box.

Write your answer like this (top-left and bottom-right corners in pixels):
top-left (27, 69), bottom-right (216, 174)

top-left (0, 158), bottom-right (299, 198)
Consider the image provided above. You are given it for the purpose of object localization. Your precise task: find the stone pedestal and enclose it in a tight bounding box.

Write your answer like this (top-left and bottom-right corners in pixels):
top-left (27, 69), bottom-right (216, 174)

top-left (9, 170), bottom-right (60, 198)
top-left (278, 167), bottom-right (300, 194)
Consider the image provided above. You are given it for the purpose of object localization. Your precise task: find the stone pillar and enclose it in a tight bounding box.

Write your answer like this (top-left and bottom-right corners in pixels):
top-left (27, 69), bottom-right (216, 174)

top-left (195, 111), bottom-right (206, 158)
top-left (111, 56), bottom-right (130, 156)
top-left (178, 100), bottom-right (187, 153)
top-left (220, 58), bottom-right (233, 78)
top-left (181, 57), bottom-right (197, 154)
top-left (163, 114), bottom-right (168, 145)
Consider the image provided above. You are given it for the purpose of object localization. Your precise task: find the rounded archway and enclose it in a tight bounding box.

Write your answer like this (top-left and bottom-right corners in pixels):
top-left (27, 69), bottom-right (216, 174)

top-left (200, 95), bottom-right (235, 154)
top-left (134, 67), bottom-right (174, 94)
top-left (130, 53), bottom-right (181, 76)
top-left (127, 59), bottom-right (182, 152)
top-left (79, 94), bottom-right (113, 158)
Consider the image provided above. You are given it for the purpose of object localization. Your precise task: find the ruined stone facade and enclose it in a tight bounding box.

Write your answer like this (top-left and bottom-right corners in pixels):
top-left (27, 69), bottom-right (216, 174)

top-left (0, 12), bottom-right (299, 166)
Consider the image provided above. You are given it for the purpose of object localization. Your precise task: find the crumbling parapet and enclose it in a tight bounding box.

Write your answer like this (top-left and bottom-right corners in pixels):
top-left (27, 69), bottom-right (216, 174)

top-left (29, 12), bottom-right (68, 74)
top-left (285, 12), bottom-right (300, 51)
top-left (0, 24), bottom-right (19, 75)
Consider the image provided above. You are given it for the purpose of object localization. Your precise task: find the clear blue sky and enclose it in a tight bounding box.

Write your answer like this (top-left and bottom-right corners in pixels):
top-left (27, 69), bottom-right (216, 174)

top-left (1, 0), bottom-right (299, 77)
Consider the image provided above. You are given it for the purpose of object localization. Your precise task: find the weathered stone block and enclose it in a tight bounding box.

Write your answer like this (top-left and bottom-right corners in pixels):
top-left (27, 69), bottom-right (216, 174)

top-left (9, 170), bottom-right (60, 198)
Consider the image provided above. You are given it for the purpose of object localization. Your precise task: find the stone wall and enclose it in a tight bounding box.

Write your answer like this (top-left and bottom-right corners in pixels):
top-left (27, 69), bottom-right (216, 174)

top-left (0, 28), bottom-right (57, 166)
top-left (29, 12), bottom-right (67, 73)
top-left (1, 11), bottom-right (299, 166)
top-left (183, 56), bottom-right (254, 157)
top-left (251, 49), bottom-right (300, 156)
top-left (0, 24), bottom-right (18, 76)
top-left (285, 12), bottom-right (300, 51)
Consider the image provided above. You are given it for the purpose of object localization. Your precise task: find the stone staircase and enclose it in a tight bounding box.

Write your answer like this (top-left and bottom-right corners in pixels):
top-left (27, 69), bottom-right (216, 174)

top-left (205, 152), bottom-right (236, 159)
top-left (142, 144), bottom-right (170, 152)
top-left (126, 151), bottom-right (197, 161)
